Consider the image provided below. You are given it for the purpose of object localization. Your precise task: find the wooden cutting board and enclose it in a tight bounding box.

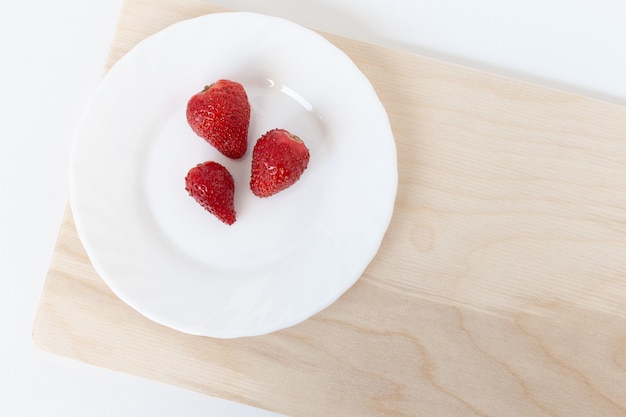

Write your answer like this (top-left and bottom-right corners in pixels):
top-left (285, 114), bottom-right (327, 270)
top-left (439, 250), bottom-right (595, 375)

top-left (33, 0), bottom-right (626, 416)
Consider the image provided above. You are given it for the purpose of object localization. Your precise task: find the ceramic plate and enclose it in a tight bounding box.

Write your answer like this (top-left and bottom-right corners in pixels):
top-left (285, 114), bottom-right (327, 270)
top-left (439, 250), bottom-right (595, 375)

top-left (70, 12), bottom-right (397, 338)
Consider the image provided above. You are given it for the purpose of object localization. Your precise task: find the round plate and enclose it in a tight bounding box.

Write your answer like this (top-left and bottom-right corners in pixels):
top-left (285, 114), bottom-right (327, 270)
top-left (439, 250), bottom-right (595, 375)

top-left (70, 12), bottom-right (397, 338)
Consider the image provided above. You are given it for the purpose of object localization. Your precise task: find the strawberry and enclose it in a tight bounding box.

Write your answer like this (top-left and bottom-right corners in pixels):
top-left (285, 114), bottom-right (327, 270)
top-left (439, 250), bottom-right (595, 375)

top-left (250, 129), bottom-right (310, 198)
top-left (185, 161), bottom-right (236, 225)
top-left (186, 80), bottom-right (250, 159)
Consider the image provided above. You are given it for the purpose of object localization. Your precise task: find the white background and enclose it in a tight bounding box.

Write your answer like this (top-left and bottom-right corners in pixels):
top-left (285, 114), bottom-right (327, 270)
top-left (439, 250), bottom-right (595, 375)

top-left (1, 0), bottom-right (625, 415)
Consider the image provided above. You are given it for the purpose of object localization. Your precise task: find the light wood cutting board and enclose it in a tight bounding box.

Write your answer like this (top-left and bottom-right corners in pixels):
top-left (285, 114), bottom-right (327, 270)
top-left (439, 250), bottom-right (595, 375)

top-left (33, 0), bottom-right (626, 416)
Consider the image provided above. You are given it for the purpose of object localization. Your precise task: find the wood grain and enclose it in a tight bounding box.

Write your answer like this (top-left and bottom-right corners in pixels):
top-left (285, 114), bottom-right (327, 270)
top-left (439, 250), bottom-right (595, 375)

top-left (33, 0), bottom-right (626, 416)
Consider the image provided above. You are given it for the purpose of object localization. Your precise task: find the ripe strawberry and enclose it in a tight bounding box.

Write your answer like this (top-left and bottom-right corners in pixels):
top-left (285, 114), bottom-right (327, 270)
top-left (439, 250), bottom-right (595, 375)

top-left (250, 129), bottom-right (310, 198)
top-left (185, 161), bottom-right (236, 225)
top-left (186, 80), bottom-right (250, 159)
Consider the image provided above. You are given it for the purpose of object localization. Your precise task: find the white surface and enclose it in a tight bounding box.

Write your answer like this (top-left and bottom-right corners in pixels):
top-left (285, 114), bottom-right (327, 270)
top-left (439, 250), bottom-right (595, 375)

top-left (71, 12), bottom-right (396, 338)
top-left (1, 0), bottom-right (624, 415)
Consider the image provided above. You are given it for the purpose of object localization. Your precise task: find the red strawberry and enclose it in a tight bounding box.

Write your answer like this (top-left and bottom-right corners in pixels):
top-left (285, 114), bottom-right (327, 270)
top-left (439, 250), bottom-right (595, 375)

top-left (250, 129), bottom-right (310, 198)
top-left (186, 80), bottom-right (250, 159)
top-left (185, 161), bottom-right (236, 225)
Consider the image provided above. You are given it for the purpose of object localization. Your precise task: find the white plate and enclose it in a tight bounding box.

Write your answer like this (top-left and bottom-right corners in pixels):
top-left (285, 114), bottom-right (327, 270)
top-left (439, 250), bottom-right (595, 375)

top-left (70, 12), bottom-right (397, 338)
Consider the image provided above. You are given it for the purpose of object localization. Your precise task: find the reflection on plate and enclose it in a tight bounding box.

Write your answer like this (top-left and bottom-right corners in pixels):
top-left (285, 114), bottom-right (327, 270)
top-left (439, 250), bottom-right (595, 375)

top-left (70, 12), bottom-right (397, 338)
